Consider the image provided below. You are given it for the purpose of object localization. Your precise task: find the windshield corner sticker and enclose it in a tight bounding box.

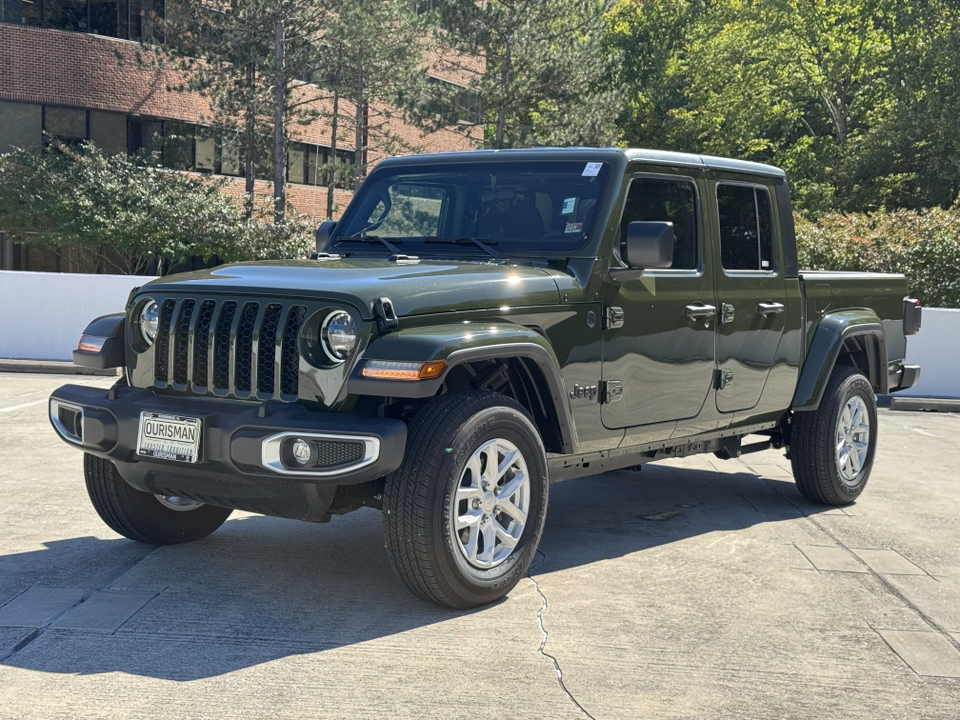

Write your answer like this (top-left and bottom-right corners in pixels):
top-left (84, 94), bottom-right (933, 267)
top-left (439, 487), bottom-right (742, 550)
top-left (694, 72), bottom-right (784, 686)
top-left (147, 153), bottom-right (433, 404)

top-left (561, 197), bottom-right (577, 215)
top-left (565, 222), bottom-right (584, 234)
top-left (582, 162), bottom-right (603, 177)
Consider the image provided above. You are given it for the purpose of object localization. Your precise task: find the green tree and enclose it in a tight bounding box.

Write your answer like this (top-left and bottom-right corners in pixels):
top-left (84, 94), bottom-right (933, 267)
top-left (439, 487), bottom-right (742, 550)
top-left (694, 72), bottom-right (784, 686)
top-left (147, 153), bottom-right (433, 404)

top-left (160, 0), bottom-right (331, 222)
top-left (155, 0), bottom-right (430, 223)
top-left (312, 0), bottom-right (429, 218)
top-left (606, 0), bottom-right (960, 214)
top-left (431, 0), bottom-right (621, 148)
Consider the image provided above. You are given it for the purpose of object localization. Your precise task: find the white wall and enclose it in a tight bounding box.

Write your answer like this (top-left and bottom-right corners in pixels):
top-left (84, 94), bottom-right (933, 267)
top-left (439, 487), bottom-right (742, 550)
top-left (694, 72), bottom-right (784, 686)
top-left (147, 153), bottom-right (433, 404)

top-left (0, 270), bottom-right (156, 361)
top-left (899, 307), bottom-right (960, 398)
top-left (0, 271), bottom-right (957, 398)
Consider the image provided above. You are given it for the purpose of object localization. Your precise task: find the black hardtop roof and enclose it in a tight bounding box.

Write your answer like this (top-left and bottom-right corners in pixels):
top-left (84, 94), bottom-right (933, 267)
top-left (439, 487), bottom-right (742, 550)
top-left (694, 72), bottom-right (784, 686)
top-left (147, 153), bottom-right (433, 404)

top-left (376, 146), bottom-right (786, 179)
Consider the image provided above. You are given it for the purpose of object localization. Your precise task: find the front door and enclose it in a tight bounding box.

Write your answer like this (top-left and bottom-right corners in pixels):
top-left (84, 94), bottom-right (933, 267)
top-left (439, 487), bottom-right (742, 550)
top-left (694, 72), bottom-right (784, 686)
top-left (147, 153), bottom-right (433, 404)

top-left (601, 173), bottom-right (717, 430)
top-left (712, 180), bottom-right (789, 413)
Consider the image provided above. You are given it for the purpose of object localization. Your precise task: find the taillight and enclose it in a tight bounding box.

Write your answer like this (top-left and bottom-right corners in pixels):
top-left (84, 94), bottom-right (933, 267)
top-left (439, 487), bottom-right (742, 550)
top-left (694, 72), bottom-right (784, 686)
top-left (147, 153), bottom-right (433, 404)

top-left (903, 298), bottom-right (922, 336)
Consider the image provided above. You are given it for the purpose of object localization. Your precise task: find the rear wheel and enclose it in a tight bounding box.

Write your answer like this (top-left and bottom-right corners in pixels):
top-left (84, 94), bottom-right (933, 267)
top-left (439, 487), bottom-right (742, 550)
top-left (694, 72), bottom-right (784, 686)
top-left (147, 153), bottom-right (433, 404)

top-left (84, 453), bottom-right (232, 544)
top-left (382, 391), bottom-right (548, 609)
top-left (790, 366), bottom-right (877, 505)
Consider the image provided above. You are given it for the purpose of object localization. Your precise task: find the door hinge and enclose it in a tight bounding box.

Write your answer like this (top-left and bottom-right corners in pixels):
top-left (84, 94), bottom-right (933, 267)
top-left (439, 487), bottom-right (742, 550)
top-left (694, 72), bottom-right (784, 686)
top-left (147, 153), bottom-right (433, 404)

top-left (720, 303), bottom-right (735, 324)
top-left (605, 306), bottom-right (625, 329)
top-left (716, 368), bottom-right (734, 390)
top-left (602, 380), bottom-right (623, 404)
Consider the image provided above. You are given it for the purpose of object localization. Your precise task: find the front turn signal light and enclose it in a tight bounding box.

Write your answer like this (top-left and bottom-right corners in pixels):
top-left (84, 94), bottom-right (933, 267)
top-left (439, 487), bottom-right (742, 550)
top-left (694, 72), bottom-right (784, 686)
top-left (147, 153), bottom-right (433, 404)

top-left (362, 360), bottom-right (447, 381)
top-left (77, 335), bottom-right (106, 353)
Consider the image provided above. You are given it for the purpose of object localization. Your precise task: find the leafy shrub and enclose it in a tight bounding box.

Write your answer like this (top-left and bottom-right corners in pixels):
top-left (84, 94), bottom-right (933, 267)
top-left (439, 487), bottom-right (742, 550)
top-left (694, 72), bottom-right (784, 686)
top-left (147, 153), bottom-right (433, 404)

top-left (0, 141), bottom-right (315, 274)
top-left (796, 207), bottom-right (960, 308)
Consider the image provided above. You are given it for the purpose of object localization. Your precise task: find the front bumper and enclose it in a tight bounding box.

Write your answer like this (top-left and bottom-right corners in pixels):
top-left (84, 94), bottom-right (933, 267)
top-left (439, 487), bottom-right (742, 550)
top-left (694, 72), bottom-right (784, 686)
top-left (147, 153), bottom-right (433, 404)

top-left (49, 383), bottom-right (406, 521)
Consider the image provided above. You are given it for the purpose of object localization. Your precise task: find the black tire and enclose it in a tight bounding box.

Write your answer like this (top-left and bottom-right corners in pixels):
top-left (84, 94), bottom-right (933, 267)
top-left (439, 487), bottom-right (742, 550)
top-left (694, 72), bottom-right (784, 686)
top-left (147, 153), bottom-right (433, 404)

top-left (84, 453), bottom-right (232, 544)
top-left (382, 391), bottom-right (549, 609)
top-left (790, 366), bottom-right (878, 505)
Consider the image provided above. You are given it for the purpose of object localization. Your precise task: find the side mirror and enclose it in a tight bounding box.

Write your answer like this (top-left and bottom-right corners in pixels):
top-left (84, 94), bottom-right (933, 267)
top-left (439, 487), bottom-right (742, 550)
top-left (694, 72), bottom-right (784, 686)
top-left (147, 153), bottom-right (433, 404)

top-left (609, 221), bottom-right (674, 283)
top-left (625, 221), bottom-right (674, 269)
top-left (314, 220), bottom-right (337, 255)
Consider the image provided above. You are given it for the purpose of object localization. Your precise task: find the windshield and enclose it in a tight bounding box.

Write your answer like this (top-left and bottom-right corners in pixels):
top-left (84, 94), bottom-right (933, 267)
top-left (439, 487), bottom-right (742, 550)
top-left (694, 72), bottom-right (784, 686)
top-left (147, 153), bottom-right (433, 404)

top-left (333, 160), bottom-right (612, 255)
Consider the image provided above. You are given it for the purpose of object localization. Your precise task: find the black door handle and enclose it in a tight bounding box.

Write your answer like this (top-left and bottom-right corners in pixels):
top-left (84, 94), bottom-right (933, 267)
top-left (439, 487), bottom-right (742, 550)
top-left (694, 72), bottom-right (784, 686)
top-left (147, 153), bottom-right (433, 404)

top-left (685, 303), bottom-right (717, 319)
top-left (757, 301), bottom-right (785, 316)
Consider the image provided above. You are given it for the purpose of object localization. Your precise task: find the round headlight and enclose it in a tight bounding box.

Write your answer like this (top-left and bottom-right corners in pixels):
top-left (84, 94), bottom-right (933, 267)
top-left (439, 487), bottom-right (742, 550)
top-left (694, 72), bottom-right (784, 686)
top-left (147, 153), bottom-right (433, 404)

top-left (321, 311), bottom-right (358, 363)
top-left (140, 300), bottom-right (159, 345)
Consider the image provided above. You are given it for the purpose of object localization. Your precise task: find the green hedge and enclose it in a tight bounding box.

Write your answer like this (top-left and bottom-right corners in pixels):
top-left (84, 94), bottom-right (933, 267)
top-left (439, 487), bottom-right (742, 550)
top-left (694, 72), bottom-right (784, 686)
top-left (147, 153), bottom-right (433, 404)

top-left (795, 207), bottom-right (960, 308)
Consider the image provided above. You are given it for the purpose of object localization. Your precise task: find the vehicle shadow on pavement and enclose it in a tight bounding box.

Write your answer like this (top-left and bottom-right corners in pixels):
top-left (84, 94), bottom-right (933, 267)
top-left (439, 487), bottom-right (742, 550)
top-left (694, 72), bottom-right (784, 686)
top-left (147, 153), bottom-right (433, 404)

top-left (537, 462), bottom-right (819, 574)
top-left (0, 461), bottom-right (826, 680)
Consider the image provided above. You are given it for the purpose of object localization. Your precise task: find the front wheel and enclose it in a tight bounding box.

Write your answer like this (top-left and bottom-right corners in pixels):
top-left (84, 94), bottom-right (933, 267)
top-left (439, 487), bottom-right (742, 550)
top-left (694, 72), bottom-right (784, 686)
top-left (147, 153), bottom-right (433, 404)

top-left (382, 392), bottom-right (549, 609)
top-left (84, 454), bottom-right (232, 544)
top-left (790, 366), bottom-right (878, 505)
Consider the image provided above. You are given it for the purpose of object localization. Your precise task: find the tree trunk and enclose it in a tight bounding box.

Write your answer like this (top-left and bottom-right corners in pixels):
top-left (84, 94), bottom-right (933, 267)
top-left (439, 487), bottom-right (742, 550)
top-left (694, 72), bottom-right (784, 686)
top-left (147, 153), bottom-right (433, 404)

top-left (244, 61), bottom-right (255, 220)
top-left (496, 37), bottom-right (512, 148)
top-left (355, 51), bottom-right (364, 190)
top-left (273, 17), bottom-right (286, 223)
top-left (327, 90), bottom-right (339, 220)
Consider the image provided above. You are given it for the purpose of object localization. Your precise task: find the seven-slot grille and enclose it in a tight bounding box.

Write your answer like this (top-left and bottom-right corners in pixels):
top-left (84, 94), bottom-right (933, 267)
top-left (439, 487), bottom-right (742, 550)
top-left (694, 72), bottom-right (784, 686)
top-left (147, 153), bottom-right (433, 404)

top-left (153, 297), bottom-right (307, 399)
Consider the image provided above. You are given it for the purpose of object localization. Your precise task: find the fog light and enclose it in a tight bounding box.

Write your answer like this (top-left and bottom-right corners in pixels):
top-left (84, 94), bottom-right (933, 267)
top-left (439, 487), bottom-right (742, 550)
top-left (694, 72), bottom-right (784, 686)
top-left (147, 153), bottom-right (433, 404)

top-left (292, 438), bottom-right (311, 465)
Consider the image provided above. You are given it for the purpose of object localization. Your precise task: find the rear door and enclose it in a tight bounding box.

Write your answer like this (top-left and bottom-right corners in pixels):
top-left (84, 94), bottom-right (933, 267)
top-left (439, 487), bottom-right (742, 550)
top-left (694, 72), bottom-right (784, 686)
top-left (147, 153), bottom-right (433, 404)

top-left (601, 171), bottom-right (717, 429)
top-left (711, 179), bottom-right (789, 413)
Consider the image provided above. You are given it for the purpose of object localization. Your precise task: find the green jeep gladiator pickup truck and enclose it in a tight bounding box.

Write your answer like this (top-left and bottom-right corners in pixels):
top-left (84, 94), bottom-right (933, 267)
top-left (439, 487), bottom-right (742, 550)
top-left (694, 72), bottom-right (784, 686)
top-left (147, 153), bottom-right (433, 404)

top-left (50, 147), bottom-right (922, 608)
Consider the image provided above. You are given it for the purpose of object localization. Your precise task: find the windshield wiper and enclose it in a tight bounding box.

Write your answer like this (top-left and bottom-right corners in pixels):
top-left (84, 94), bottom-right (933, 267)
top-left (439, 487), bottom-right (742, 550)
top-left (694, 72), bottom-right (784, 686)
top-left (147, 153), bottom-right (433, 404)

top-left (339, 234), bottom-right (403, 255)
top-left (423, 236), bottom-right (501, 259)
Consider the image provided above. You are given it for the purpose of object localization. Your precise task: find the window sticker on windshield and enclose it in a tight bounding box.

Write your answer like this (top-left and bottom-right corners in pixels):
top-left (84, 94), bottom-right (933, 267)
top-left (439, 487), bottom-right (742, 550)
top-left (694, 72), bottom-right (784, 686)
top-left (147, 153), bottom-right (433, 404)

top-left (561, 197), bottom-right (577, 215)
top-left (582, 162), bottom-right (603, 177)
top-left (565, 222), bottom-right (584, 234)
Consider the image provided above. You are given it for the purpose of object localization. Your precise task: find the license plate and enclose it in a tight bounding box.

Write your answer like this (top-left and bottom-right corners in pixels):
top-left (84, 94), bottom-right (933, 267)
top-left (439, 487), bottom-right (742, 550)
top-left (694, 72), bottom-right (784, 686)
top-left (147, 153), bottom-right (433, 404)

top-left (137, 412), bottom-right (202, 463)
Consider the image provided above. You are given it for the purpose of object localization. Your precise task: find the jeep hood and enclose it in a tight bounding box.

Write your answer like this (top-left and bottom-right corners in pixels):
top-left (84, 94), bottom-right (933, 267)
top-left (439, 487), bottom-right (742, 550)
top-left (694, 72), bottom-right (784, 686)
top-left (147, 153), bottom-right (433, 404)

top-left (141, 258), bottom-right (565, 318)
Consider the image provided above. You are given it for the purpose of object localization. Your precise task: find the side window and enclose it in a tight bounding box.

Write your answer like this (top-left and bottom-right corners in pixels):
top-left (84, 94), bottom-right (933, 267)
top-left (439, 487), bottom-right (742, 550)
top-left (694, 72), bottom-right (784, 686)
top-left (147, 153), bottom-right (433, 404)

top-left (620, 178), bottom-right (699, 270)
top-left (717, 184), bottom-right (774, 271)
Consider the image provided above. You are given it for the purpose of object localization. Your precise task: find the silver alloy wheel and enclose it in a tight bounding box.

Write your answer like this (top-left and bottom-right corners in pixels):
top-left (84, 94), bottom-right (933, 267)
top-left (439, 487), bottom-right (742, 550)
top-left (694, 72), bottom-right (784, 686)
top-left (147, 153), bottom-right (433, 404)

top-left (835, 396), bottom-right (871, 485)
top-left (155, 494), bottom-right (205, 512)
top-left (449, 438), bottom-right (530, 570)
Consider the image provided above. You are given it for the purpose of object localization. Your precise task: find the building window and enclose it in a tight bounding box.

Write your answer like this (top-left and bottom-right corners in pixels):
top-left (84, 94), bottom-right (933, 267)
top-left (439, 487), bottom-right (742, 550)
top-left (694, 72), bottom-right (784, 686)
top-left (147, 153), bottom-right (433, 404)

top-left (89, 110), bottom-right (127, 155)
top-left (1, 0), bottom-right (161, 41)
top-left (424, 77), bottom-right (483, 126)
top-left (0, 101), bottom-right (42, 153)
top-left (0, 100), bottom-right (352, 189)
top-left (44, 105), bottom-right (87, 145)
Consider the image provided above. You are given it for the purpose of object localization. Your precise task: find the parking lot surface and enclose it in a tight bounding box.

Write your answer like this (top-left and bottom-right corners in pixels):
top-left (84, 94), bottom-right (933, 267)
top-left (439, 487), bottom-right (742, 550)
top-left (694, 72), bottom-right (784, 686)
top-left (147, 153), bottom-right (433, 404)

top-left (1, 372), bottom-right (958, 719)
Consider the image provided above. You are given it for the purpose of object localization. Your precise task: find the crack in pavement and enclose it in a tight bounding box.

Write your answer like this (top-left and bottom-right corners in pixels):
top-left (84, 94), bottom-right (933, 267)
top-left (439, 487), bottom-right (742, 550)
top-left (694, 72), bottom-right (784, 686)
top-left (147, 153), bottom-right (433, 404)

top-left (528, 550), bottom-right (598, 720)
top-left (0, 545), bottom-right (161, 663)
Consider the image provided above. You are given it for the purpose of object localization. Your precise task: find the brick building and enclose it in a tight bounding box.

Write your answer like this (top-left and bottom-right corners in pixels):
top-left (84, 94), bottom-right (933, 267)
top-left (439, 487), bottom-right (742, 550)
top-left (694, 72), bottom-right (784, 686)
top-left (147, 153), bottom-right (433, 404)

top-left (0, 1), bottom-right (481, 272)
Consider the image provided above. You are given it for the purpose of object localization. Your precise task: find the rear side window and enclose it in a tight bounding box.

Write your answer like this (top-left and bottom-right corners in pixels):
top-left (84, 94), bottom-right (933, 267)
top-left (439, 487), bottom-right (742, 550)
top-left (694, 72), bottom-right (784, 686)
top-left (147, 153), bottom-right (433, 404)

top-left (717, 184), bottom-right (774, 271)
top-left (620, 177), bottom-right (699, 270)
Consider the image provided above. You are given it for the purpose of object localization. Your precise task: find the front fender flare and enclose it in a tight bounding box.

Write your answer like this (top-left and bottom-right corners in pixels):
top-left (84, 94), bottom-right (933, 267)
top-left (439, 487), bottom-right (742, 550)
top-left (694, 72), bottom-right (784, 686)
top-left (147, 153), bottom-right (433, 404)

top-left (348, 323), bottom-right (576, 453)
top-left (73, 313), bottom-right (125, 369)
top-left (791, 310), bottom-right (887, 411)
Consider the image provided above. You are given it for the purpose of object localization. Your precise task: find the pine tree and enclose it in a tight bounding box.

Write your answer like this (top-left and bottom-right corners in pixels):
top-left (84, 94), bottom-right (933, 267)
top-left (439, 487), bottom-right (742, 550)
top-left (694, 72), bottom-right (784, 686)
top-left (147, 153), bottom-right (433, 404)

top-left (429, 0), bottom-right (621, 148)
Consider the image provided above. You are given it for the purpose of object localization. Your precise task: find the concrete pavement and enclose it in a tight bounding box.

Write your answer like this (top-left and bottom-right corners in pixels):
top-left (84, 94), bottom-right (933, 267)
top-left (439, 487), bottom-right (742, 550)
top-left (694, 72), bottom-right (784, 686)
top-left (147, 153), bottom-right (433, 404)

top-left (1, 372), bottom-right (958, 719)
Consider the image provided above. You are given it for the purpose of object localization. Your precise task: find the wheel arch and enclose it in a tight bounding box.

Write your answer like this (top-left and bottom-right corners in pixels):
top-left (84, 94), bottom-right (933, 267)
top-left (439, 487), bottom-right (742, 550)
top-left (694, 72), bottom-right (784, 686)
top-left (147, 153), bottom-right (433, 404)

top-left (348, 323), bottom-right (576, 454)
top-left (791, 310), bottom-right (888, 412)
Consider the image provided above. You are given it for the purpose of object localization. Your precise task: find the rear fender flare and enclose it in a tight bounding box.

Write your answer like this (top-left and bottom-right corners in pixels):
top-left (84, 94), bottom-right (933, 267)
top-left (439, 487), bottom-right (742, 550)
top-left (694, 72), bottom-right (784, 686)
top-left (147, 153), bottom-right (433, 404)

top-left (792, 310), bottom-right (887, 411)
